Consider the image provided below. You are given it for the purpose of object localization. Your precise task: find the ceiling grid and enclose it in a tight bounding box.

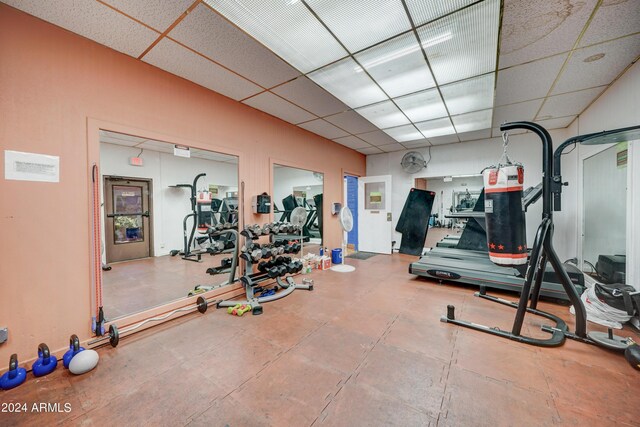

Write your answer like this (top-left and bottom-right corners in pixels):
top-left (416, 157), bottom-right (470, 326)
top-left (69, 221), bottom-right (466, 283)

top-left (3, 0), bottom-right (639, 154)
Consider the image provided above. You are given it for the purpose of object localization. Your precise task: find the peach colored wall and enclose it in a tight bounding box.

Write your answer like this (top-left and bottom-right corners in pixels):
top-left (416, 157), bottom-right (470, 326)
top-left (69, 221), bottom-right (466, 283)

top-left (0, 5), bottom-right (365, 363)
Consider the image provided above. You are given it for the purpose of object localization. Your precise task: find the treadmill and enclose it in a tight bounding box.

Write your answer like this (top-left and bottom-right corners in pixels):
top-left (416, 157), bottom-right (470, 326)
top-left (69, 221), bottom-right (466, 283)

top-left (409, 183), bottom-right (585, 300)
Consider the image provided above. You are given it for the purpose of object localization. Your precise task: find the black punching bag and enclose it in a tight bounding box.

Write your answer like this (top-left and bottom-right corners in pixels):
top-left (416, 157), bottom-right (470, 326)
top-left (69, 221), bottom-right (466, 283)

top-left (483, 164), bottom-right (527, 266)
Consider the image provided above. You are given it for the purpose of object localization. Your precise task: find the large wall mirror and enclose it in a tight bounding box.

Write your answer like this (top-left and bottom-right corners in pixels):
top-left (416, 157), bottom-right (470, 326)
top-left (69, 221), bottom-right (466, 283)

top-left (415, 174), bottom-right (484, 249)
top-left (273, 164), bottom-right (323, 252)
top-left (582, 144), bottom-right (627, 280)
top-left (99, 130), bottom-right (239, 320)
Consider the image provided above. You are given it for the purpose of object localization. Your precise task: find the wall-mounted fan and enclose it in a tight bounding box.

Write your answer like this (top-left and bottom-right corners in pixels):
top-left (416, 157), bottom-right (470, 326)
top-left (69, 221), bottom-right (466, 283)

top-left (331, 206), bottom-right (355, 273)
top-left (401, 151), bottom-right (427, 174)
top-left (290, 206), bottom-right (308, 256)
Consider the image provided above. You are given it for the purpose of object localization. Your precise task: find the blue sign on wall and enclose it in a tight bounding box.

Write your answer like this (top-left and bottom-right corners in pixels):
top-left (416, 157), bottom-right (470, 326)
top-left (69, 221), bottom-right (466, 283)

top-left (345, 175), bottom-right (358, 251)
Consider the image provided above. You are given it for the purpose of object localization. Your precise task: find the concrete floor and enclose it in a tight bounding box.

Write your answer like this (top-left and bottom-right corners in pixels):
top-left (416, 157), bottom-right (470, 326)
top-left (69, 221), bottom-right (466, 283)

top-left (3, 254), bottom-right (639, 426)
top-left (103, 245), bottom-right (319, 320)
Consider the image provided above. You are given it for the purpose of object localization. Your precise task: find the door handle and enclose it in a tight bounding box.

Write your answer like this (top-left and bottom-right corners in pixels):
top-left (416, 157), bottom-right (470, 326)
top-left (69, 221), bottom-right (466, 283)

top-left (107, 211), bottom-right (150, 218)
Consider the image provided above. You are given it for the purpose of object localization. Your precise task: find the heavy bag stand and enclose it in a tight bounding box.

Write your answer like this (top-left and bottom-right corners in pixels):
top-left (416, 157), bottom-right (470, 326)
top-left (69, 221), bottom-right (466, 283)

top-left (442, 121), bottom-right (640, 349)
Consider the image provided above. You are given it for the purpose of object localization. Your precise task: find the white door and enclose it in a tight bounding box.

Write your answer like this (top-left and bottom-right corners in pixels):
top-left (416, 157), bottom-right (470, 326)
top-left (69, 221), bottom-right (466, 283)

top-left (358, 175), bottom-right (392, 254)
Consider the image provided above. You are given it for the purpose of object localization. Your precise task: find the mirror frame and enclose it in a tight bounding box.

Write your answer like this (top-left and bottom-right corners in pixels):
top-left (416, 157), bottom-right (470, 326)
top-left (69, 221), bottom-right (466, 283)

top-left (87, 118), bottom-right (247, 336)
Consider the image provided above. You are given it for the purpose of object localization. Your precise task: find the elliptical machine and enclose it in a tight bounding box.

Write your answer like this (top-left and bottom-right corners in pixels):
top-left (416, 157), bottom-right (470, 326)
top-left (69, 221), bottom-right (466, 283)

top-left (442, 121), bottom-right (640, 352)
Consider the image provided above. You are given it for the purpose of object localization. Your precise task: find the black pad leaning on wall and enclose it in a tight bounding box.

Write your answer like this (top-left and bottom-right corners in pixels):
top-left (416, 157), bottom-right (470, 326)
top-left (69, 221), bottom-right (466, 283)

top-left (396, 188), bottom-right (435, 256)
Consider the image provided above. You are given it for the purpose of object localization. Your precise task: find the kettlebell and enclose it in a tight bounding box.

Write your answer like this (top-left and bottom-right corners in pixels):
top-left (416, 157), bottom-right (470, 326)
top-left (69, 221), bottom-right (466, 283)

top-left (0, 354), bottom-right (27, 390)
top-left (63, 334), bottom-right (85, 369)
top-left (32, 343), bottom-right (58, 377)
top-left (625, 338), bottom-right (640, 370)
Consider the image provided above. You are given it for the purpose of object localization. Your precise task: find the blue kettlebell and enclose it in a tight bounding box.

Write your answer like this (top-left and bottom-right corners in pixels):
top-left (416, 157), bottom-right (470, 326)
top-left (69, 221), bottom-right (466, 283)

top-left (0, 354), bottom-right (27, 390)
top-left (63, 334), bottom-right (85, 369)
top-left (32, 343), bottom-right (58, 377)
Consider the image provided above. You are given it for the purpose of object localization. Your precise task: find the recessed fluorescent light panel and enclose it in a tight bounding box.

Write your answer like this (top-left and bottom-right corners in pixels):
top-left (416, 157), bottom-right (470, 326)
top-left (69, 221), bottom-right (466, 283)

top-left (405, 0), bottom-right (478, 26)
top-left (383, 124), bottom-right (425, 142)
top-left (440, 74), bottom-right (495, 115)
top-left (416, 117), bottom-right (456, 138)
top-left (356, 100), bottom-right (410, 129)
top-left (451, 109), bottom-right (492, 133)
top-left (205, 0), bottom-right (502, 147)
top-left (418, 0), bottom-right (500, 84)
top-left (203, 0), bottom-right (347, 73)
top-left (395, 88), bottom-right (448, 123)
top-left (308, 57), bottom-right (387, 108)
top-left (306, 0), bottom-right (411, 52)
top-left (354, 32), bottom-right (436, 98)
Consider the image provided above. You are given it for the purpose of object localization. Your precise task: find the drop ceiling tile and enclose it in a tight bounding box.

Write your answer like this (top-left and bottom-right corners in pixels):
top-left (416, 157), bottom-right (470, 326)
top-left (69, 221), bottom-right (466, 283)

top-left (143, 38), bottom-right (262, 100)
top-left (406, 0), bottom-right (477, 27)
top-left (102, 0), bottom-right (193, 32)
top-left (383, 124), bottom-right (425, 143)
top-left (355, 130), bottom-right (398, 146)
top-left (495, 53), bottom-right (568, 106)
top-left (429, 134), bottom-right (460, 145)
top-left (418, 0), bottom-right (500, 84)
top-left (452, 109), bottom-right (492, 133)
top-left (354, 32), bottom-right (435, 98)
top-left (440, 74), bottom-right (495, 115)
top-left (332, 136), bottom-right (371, 150)
top-left (298, 119), bottom-right (349, 140)
top-left (552, 34), bottom-right (640, 94)
top-left (357, 146), bottom-right (384, 155)
top-left (100, 131), bottom-right (148, 145)
top-left (169, 4), bottom-right (300, 88)
top-left (395, 88), bottom-right (448, 122)
top-left (579, 0), bottom-right (640, 47)
top-left (308, 57), bottom-right (388, 108)
top-left (203, 0), bottom-right (347, 73)
top-left (324, 111), bottom-right (377, 134)
top-left (306, 0), bottom-right (411, 53)
top-left (139, 141), bottom-right (173, 153)
top-left (492, 99), bottom-right (545, 127)
top-left (2, 0), bottom-right (159, 57)
top-left (538, 86), bottom-right (606, 119)
top-left (415, 117), bottom-right (456, 138)
top-left (378, 143), bottom-right (407, 152)
top-left (272, 76), bottom-right (349, 117)
top-left (535, 115), bottom-right (577, 130)
top-left (499, 0), bottom-right (599, 68)
top-left (457, 129), bottom-right (492, 142)
top-left (403, 139), bottom-right (432, 148)
top-left (356, 101), bottom-right (410, 129)
top-left (243, 92), bottom-right (316, 124)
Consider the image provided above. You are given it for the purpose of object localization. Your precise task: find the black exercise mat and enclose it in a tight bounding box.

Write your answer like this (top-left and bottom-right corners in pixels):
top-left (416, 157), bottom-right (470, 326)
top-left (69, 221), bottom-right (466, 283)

top-left (397, 188), bottom-right (435, 256)
top-left (346, 251), bottom-right (378, 260)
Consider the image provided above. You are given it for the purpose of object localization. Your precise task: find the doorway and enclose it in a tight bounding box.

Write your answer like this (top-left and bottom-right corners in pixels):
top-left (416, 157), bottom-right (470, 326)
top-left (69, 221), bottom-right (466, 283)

top-left (357, 175), bottom-right (393, 254)
top-left (104, 176), bottom-right (153, 263)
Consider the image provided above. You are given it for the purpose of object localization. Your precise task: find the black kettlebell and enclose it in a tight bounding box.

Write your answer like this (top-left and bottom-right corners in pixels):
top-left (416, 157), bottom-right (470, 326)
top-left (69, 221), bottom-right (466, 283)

top-left (625, 338), bottom-right (640, 370)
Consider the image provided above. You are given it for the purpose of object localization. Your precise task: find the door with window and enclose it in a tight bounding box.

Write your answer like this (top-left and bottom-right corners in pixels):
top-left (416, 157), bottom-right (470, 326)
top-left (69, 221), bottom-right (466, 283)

top-left (105, 177), bottom-right (152, 263)
top-left (358, 175), bottom-right (392, 254)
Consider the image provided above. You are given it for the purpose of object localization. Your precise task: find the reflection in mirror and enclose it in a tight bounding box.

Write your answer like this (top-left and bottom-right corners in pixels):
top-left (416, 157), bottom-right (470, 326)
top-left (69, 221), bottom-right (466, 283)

top-left (416, 174), bottom-right (484, 250)
top-left (99, 130), bottom-right (238, 320)
top-left (273, 165), bottom-right (323, 255)
top-left (582, 145), bottom-right (627, 281)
